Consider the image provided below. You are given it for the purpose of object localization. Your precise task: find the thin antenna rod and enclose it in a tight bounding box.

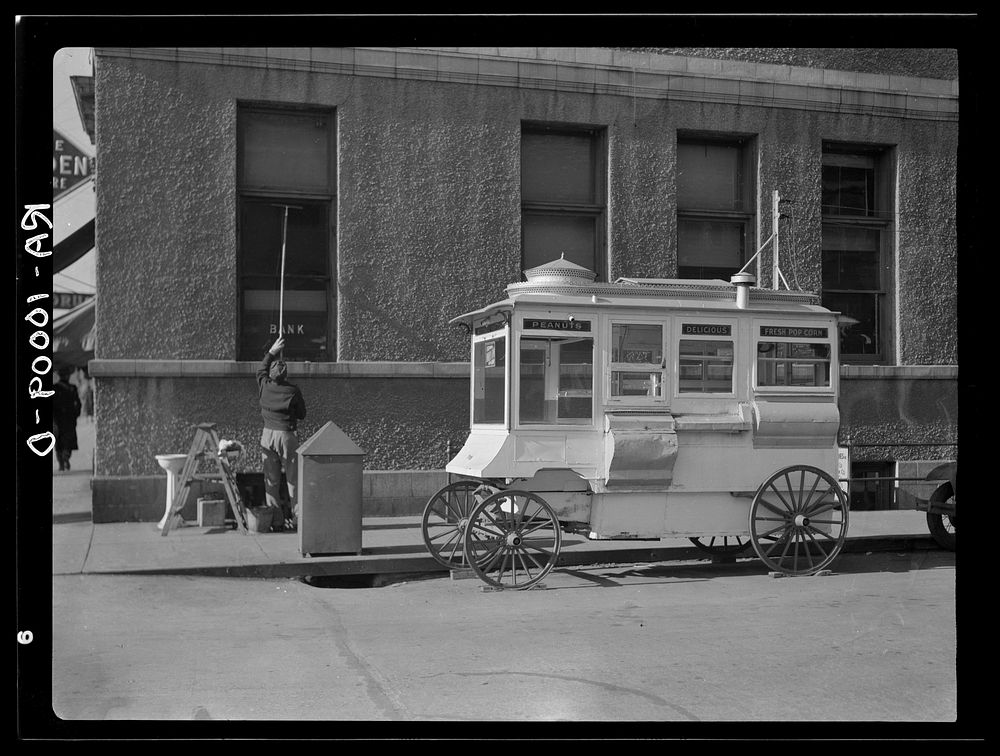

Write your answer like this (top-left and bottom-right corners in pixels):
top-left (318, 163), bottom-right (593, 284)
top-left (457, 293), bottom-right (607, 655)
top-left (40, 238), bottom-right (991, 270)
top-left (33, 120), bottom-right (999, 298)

top-left (772, 189), bottom-right (781, 290)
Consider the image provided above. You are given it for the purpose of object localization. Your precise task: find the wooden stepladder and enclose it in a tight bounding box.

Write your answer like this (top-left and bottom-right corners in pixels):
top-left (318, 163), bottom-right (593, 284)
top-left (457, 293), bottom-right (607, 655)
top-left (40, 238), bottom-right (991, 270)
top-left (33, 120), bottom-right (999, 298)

top-left (160, 423), bottom-right (249, 536)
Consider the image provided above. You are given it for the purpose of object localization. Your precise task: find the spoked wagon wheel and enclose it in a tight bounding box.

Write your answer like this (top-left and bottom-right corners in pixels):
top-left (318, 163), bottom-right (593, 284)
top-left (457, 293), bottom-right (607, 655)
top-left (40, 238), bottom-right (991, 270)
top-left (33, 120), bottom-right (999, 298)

top-left (463, 490), bottom-right (562, 590)
top-left (925, 481), bottom-right (956, 551)
top-left (749, 465), bottom-right (849, 576)
top-left (689, 536), bottom-right (752, 555)
top-left (421, 480), bottom-right (484, 568)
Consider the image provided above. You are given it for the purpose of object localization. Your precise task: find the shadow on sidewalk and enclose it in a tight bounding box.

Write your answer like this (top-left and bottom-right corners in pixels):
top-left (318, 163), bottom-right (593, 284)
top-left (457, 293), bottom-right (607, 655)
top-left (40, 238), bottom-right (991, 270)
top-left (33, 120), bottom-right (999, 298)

top-left (53, 511), bottom-right (92, 525)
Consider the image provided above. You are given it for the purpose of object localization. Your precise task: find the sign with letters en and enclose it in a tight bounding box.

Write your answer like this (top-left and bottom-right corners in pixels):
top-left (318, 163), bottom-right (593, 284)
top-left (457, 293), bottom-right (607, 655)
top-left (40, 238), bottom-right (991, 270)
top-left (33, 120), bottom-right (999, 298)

top-left (53, 130), bottom-right (94, 197)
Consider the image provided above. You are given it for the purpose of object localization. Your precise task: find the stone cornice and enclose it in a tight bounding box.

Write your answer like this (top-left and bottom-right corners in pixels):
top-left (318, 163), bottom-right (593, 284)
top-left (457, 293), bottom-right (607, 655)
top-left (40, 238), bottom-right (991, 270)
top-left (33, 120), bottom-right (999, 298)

top-left (94, 46), bottom-right (958, 123)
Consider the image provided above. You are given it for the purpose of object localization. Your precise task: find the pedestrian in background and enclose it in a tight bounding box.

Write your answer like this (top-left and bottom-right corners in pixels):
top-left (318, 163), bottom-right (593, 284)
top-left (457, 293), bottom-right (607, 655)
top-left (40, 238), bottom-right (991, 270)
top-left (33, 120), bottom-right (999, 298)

top-left (80, 368), bottom-right (94, 422)
top-left (256, 336), bottom-right (306, 531)
top-left (53, 366), bottom-right (82, 471)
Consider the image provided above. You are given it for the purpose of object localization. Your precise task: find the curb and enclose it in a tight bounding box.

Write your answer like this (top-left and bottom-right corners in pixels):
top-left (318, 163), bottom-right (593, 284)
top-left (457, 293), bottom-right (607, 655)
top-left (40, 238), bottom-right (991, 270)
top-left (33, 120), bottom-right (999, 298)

top-left (81, 533), bottom-right (941, 580)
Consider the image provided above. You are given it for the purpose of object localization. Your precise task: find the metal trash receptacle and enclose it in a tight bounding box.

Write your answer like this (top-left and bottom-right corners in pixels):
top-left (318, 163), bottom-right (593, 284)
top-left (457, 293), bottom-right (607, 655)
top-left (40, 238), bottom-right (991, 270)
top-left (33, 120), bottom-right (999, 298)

top-left (297, 420), bottom-right (365, 556)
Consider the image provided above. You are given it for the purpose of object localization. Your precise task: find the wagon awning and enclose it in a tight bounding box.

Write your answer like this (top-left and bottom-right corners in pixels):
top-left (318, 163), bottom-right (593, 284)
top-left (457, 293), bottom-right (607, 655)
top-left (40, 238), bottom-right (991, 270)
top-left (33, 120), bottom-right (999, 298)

top-left (448, 300), bottom-right (514, 329)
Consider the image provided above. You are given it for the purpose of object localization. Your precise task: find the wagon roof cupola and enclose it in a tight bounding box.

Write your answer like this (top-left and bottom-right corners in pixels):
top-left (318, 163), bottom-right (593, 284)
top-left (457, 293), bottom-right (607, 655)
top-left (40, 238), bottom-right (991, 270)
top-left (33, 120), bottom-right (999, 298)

top-left (521, 254), bottom-right (598, 287)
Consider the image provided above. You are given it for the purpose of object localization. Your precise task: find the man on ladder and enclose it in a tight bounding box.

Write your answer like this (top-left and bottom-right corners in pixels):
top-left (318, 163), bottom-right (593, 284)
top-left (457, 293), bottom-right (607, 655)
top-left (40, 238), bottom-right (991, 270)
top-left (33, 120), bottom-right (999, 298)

top-left (258, 335), bottom-right (306, 531)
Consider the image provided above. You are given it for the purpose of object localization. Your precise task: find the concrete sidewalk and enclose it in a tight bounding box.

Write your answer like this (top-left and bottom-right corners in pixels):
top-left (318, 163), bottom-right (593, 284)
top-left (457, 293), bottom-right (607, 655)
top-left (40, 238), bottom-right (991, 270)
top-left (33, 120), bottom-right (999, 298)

top-left (51, 420), bottom-right (941, 580)
top-left (53, 508), bottom-right (940, 580)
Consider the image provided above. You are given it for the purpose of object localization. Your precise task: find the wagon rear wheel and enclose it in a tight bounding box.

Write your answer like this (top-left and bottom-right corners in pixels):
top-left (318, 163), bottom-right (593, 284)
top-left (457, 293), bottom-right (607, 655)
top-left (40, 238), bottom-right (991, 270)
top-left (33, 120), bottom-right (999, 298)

top-left (749, 465), bottom-right (849, 576)
top-left (421, 480), bottom-right (483, 568)
top-left (926, 481), bottom-right (956, 551)
top-left (464, 490), bottom-right (562, 590)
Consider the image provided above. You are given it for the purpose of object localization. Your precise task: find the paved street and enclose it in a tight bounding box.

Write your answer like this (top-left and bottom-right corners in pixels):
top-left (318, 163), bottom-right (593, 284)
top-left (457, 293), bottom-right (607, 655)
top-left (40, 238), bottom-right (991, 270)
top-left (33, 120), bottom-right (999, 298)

top-left (51, 548), bottom-right (956, 727)
top-left (37, 420), bottom-right (973, 734)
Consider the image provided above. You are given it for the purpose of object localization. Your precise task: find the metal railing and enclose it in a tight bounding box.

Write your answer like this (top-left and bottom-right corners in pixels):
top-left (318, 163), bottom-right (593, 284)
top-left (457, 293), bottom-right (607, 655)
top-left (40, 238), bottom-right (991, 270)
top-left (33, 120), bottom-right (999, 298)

top-left (838, 440), bottom-right (956, 509)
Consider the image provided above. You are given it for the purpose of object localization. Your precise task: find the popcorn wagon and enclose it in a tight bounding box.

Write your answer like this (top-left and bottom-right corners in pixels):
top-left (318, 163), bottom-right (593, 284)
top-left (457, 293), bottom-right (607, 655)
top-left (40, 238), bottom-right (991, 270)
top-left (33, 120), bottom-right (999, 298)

top-left (421, 256), bottom-right (848, 589)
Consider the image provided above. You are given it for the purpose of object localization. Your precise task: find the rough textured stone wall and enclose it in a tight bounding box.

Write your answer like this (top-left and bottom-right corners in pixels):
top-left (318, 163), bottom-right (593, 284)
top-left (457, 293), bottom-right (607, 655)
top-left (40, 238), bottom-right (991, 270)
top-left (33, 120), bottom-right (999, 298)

top-left (95, 59), bottom-right (239, 360)
top-left (894, 121), bottom-right (959, 364)
top-left (95, 375), bottom-right (470, 477)
top-left (336, 78), bottom-right (522, 361)
top-left (840, 377), bottom-right (958, 461)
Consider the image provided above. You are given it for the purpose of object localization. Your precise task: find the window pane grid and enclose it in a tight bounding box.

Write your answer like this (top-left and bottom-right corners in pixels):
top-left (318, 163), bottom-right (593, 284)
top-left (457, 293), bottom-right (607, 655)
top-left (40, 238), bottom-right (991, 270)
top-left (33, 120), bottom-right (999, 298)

top-left (821, 145), bottom-right (892, 362)
top-left (678, 339), bottom-right (734, 393)
top-left (521, 125), bottom-right (605, 279)
top-left (676, 136), bottom-right (751, 280)
top-left (519, 337), bottom-right (594, 424)
top-left (238, 106), bottom-right (334, 362)
top-left (474, 337), bottom-right (507, 425)
top-left (610, 323), bottom-right (664, 399)
top-left (756, 342), bottom-right (831, 387)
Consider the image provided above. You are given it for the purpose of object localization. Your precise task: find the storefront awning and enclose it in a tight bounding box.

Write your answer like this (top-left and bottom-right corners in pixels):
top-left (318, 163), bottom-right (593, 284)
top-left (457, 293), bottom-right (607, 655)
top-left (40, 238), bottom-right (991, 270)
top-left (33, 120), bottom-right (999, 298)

top-left (53, 173), bottom-right (95, 274)
top-left (53, 218), bottom-right (94, 273)
top-left (52, 296), bottom-right (96, 370)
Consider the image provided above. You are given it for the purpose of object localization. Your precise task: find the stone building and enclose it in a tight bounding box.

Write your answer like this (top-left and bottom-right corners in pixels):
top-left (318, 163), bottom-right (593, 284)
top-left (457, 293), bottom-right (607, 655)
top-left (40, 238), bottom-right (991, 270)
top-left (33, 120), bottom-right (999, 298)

top-left (87, 47), bottom-right (958, 521)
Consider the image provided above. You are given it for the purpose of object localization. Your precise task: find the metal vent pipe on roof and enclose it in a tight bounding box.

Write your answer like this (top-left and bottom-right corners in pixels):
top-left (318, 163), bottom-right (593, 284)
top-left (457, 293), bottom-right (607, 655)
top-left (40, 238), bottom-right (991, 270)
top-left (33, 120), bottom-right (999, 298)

top-left (730, 272), bottom-right (756, 309)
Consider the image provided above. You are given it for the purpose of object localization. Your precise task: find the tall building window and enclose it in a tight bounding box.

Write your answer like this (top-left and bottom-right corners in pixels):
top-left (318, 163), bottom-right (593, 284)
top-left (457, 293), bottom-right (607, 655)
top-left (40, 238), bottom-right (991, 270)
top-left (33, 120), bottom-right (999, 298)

top-left (821, 143), bottom-right (893, 362)
top-left (237, 106), bottom-right (335, 362)
top-left (521, 124), bottom-right (606, 279)
top-left (677, 134), bottom-right (754, 280)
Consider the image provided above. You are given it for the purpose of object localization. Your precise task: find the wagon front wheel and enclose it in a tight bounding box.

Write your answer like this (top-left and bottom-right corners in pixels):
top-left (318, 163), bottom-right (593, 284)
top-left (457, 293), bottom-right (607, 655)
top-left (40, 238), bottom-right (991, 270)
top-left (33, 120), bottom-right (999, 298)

top-left (421, 480), bottom-right (483, 568)
top-left (749, 465), bottom-right (849, 576)
top-left (464, 490), bottom-right (562, 590)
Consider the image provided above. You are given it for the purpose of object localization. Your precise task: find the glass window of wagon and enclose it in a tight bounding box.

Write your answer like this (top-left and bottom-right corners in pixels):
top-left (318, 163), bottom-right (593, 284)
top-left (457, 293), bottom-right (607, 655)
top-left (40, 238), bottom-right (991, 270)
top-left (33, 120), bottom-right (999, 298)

top-left (821, 143), bottom-right (893, 363)
top-left (473, 334), bottom-right (507, 425)
top-left (521, 123), bottom-right (607, 280)
top-left (677, 133), bottom-right (755, 280)
top-left (610, 323), bottom-right (665, 399)
top-left (679, 331), bottom-right (734, 394)
top-left (756, 341), bottom-right (831, 388)
top-left (237, 106), bottom-right (335, 362)
top-left (519, 336), bottom-right (594, 424)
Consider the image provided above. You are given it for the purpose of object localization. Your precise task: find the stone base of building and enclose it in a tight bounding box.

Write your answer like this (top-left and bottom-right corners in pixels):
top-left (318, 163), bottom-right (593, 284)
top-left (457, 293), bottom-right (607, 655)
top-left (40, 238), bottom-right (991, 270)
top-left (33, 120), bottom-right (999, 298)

top-left (91, 469), bottom-right (451, 523)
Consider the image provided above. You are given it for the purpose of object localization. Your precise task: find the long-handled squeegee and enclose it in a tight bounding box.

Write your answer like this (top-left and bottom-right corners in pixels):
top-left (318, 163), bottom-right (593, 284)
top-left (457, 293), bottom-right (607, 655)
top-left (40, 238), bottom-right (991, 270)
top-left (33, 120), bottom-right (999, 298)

top-left (272, 203), bottom-right (302, 359)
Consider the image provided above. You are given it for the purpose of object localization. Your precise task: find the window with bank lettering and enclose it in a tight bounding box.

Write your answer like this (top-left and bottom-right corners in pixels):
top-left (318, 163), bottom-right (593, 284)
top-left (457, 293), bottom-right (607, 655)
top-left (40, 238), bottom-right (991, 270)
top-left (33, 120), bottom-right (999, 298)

top-left (677, 134), bottom-right (755, 280)
top-left (821, 143), bottom-right (893, 363)
top-left (237, 106), bottom-right (335, 362)
top-left (521, 124), bottom-right (607, 280)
